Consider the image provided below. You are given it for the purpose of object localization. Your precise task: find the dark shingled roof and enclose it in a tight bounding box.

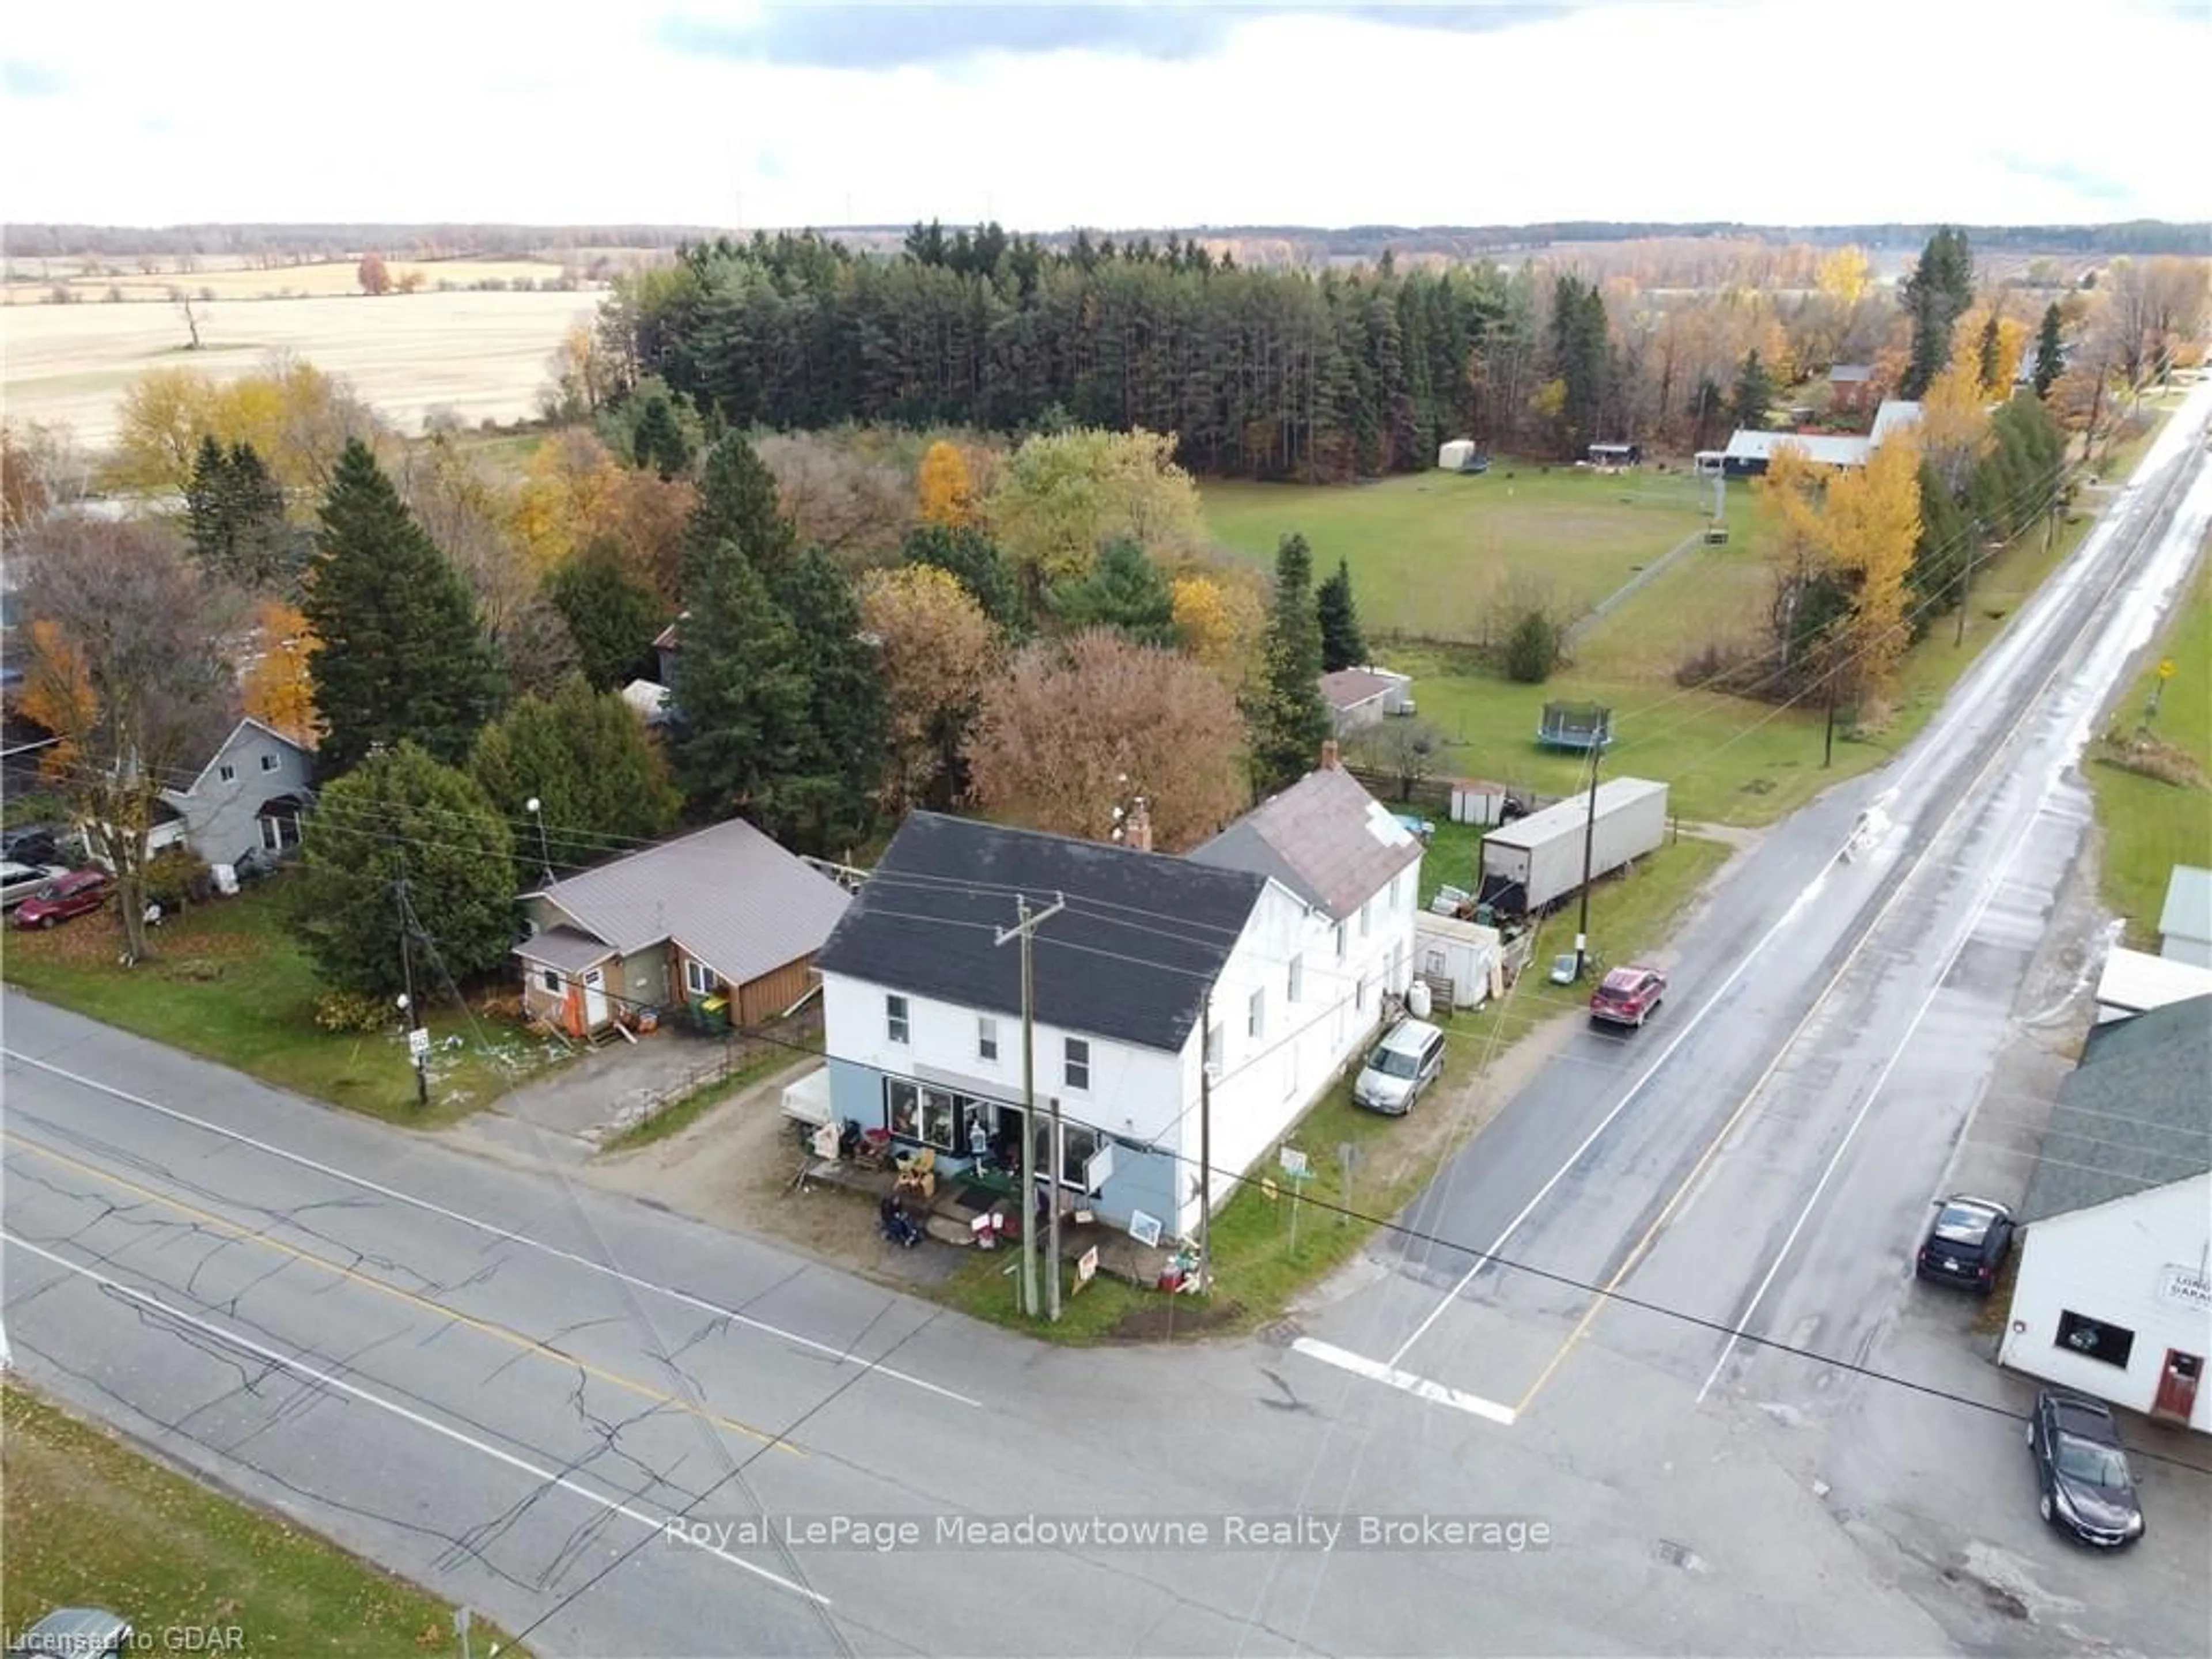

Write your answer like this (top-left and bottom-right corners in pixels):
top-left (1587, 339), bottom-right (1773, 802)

top-left (1189, 765), bottom-right (1423, 921)
top-left (815, 813), bottom-right (1266, 1054)
top-left (2021, 995), bottom-right (2212, 1221)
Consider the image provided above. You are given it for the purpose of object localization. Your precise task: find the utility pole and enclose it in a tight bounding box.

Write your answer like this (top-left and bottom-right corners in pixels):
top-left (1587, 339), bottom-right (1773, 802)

top-left (1955, 520), bottom-right (1982, 647)
top-left (1574, 738), bottom-right (1602, 978)
top-left (395, 875), bottom-right (428, 1110)
top-left (1823, 662), bottom-right (1840, 770)
top-left (994, 891), bottom-right (1066, 1320)
top-left (1198, 989), bottom-right (1214, 1297)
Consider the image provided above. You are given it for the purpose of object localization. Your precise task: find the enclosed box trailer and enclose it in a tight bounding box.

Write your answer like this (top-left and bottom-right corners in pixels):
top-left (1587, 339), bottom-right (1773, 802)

top-left (1477, 778), bottom-right (1668, 916)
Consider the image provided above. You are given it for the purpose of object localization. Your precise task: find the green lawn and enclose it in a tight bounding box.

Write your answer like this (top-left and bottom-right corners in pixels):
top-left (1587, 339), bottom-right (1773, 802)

top-left (2, 1382), bottom-right (528, 1659)
top-left (1, 876), bottom-right (566, 1124)
top-left (1202, 464), bottom-right (1711, 639)
top-left (2089, 560), bottom-right (2212, 947)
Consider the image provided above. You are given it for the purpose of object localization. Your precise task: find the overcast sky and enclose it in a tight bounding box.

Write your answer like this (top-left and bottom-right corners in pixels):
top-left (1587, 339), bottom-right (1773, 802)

top-left (4, 1), bottom-right (2206, 230)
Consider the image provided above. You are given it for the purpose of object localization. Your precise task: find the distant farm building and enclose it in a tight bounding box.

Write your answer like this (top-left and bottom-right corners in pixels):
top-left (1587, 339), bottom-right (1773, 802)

top-left (1586, 442), bottom-right (1641, 468)
top-left (1828, 363), bottom-right (1876, 414)
top-left (1721, 398), bottom-right (1923, 478)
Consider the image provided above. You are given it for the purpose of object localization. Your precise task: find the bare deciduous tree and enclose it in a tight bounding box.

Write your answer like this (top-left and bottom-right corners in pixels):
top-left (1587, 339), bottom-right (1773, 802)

top-left (967, 629), bottom-right (1247, 852)
top-left (18, 519), bottom-right (238, 964)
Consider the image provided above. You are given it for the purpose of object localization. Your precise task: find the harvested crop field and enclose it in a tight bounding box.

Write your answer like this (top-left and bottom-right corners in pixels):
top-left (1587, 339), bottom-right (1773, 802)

top-left (3, 255), bottom-right (593, 304)
top-left (2, 290), bottom-right (600, 445)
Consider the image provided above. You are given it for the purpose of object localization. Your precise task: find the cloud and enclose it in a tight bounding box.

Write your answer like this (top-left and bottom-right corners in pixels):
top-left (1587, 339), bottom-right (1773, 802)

top-left (3, 59), bottom-right (65, 97)
top-left (657, 2), bottom-right (1569, 70)
top-left (1997, 153), bottom-right (2130, 206)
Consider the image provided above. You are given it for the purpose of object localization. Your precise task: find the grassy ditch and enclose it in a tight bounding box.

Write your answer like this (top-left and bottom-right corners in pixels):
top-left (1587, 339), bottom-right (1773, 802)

top-left (1, 1381), bottom-right (528, 1659)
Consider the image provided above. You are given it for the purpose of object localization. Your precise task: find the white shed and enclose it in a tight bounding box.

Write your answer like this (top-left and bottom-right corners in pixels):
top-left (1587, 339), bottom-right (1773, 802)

top-left (1438, 439), bottom-right (1476, 471)
top-left (1414, 914), bottom-right (1502, 1009)
top-left (1449, 779), bottom-right (1510, 826)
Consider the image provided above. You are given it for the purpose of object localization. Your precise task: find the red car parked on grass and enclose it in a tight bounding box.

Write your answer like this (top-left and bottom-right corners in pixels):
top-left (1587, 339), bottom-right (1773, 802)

top-left (13, 869), bottom-right (113, 929)
top-left (1590, 964), bottom-right (1666, 1028)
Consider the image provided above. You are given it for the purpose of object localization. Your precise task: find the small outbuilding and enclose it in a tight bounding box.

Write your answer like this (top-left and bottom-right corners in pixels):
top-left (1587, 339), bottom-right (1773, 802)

top-left (1414, 914), bottom-right (1503, 1009)
top-left (1437, 440), bottom-right (1488, 473)
top-left (1586, 442), bottom-right (1641, 468)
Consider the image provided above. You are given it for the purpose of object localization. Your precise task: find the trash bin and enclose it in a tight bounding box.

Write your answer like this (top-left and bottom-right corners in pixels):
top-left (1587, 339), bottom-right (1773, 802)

top-left (701, 995), bottom-right (729, 1031)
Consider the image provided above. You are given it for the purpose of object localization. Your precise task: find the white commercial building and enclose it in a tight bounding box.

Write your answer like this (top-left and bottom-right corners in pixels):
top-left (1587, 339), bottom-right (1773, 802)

top-left (1997, 996), bottom-right (2211, 1432)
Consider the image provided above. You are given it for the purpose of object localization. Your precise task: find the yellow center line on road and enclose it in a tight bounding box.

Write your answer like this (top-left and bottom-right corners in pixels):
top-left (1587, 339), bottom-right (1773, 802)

top-left (3, 1131), bottom-right (801, 1457)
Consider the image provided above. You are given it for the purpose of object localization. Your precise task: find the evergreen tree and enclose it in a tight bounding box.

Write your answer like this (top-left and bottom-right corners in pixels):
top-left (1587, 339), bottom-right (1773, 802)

top-left (303, 439), bottom-right (502, 774)
top-left (546, 537), bottom-right (663, 690)
top-left (470, 675), bottom-right (680, 879)
top-left (667, 537), bottom-right (812, 819)
top-left (185, 437), bottom-right (295, 592)
top-left (289, 742), bottom-right (518, 1003)
top-left (684, 433), bottom-right (795, 575)
top-left (1900, 226), bottom-right (1976, 399)
top-left (902, 522), bottom-right (1023, 634)
top-left (1046, 537), bottom-right (1177, 646)
top-left (1549, 274), bottom-right (1609, 457)
top-left (768, 551), bottom-right (886, 853)
top-left (2033, 304), bottom-right (2067, 399)
top-left (1244, 532), bottom-right (1332, 797)
top-left (1315, 557), bottom-right (1368, 672)
top-left (1731, 350), bottom-right (1775, 433)
top-left (1906, 459), bottom-right (1971, 634)
top-left (1976, 311), bottom-right (2003, 396)
top-left (630, 392), bottom-right (693, 480)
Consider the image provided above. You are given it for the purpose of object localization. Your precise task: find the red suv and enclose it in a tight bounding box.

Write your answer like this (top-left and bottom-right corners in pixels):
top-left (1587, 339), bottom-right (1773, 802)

top-left (1590, 965), bottom-right (1666, 1029)
top-left (13, 869), bottom-right (113, 929)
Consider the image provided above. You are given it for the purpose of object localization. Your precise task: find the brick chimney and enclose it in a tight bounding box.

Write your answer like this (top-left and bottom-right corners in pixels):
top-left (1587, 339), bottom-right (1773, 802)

top-left (1320, 739), bottom-right (1340, 771)
top-left (1126, 797), bottom-right (1153, 853)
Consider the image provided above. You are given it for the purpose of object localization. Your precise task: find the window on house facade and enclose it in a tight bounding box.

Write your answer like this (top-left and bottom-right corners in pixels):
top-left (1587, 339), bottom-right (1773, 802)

top-left (1389, 873), bottom-right (1402, 910)
top-left (684, 958), bottom-right (715, 998)
top-left (540, 969), bottom-right (560, 994)
top-left (1248, 987), bottom-right (1266, 1040)
top-left (1287, 955), bottom-right (1303, 1003)
top-left (1334, 921), bottom-right (1347, 961)
top-left (1355, 974), bottom-right (1368, 1013)
top-left (1064, 1037), bottom-right (1090, 1090)
top-left (2056, 1310), bottom-right (2136, 1369)
top-left (1032, 1115), bottom-right (1105, 1188)
top-left (887, 994), bottom-right (910, 1043)
top-left (978, 1016), bottom-right (999, 1062)
top-left (260, 752), bottom-right (281, 772)
top-left (1205, 1022), bottom-right (1224, 1073)
top-left (218, 763), bottom-right (236, 783)
top-left (1359, 899), bottom-right (1372, 938)
top-left (885, 1078), bottom-right (996, 1155)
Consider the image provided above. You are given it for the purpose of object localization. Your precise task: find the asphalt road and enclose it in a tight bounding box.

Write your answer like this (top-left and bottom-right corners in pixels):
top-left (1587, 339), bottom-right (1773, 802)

top-left (6, 392), bottom-right (2210, 1659)
top-left (1291, 379), bottom-right (2212, 1654)
top-left (6, 995), bottom-right (1976, 1658)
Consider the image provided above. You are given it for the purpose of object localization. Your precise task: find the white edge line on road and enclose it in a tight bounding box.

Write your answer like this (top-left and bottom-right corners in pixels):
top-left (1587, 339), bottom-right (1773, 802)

top-left (1384, 864), bottom-right (1835, 1370)
top-left (1292, 1337), bottom-right (1517, 1426)
top-left (0, 1229), bottom-right (833, 1608)
top-left (0, 1048), bottom-right (981, 1410)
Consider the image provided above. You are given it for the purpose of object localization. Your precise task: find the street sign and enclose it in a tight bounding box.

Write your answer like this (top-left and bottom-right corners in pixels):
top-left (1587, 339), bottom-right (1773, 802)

top-left (1279, 1146), bottom-right (1309, 1179)
top-left (2157, 658), bottom-right (2176, 680)
top-left (408, 1027), bottom-right (431, 1061)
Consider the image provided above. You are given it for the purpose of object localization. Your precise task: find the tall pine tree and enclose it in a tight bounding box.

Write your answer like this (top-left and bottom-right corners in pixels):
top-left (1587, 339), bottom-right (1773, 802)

top-left (1315, 557), bottom-right (1368, 672)
top-left (2032, 304), bottom-right (2066, 399)
top-left (469, 674), bottom-right (680, 878)
top-left (546, 538), bottom-right (662, 690)
top-left (668, 537), bottom-right (812, 820)
top-left (1900, 226), bottom-right (1976, 399)
top-left (1244, 532), bottom-right (1332, 797)
top-left (1731, 350), bottom-right (1775, 432)
top-left (1047, 537), bottom-right (1177, 646)
top-left (903, 522), bottom-right (1023, 634)
top-left (630, 392), bottom-right (694, 480)
top-left (685, 433), bottom-right (796, 575)
top-left (304, 439), bottom-right (502, 774)
top-left (185, 437), bottom-right (295, 593)
top-left (769, 550), bottom-right (886, 853)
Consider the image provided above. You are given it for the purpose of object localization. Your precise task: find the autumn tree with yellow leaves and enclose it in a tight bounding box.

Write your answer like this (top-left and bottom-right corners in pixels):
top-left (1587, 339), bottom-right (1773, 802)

top-left (239, 601), bottom-right (320, 745)
top-left (1757, 437), bottom-right (1922, 708)
top-left (857, 564), bottom-right (1003, 813)
top-left (1170, 569), bottom-right (1267, 688)
top-left (916, 440), bottom-right (976, 527)
top-left (106, 358), bottom-right (384, 498)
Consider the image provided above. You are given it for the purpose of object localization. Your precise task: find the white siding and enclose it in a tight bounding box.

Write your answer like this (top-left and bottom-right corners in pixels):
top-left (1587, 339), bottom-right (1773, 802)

top-left (1998, 1175), bottom-right (2212, 1433)
top-left (819, 972), bottom-right (1181, 1142)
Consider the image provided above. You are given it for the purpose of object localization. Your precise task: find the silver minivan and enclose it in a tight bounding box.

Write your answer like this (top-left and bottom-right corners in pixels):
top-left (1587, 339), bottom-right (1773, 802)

top-left (1353, 1017), bottom-right (1446, 1115)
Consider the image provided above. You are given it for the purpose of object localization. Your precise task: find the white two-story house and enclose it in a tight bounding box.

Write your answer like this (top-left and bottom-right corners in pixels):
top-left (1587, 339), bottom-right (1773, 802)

top-left (814, 758), bottom-right (1423, 1243)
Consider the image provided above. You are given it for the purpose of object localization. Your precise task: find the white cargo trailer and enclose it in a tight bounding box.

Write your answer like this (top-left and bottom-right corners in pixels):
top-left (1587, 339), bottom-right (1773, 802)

top-left (1477, 778), bottom-right (1668, 915)
top-left (1438, 439), bottom-right (1476, 471)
